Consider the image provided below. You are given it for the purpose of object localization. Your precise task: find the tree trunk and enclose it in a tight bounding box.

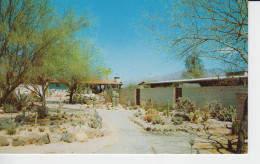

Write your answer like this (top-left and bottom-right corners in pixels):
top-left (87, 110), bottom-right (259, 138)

top-left (0, 86), bottom-right (17, 106)
top-left (237, 97), bottom-right (248, 154)
top-left (69, 88), bottom-right (74, 104)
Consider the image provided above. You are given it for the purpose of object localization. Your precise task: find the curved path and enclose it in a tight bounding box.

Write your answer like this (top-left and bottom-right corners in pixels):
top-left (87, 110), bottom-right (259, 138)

top-left (96, 109), bottom-right (207, 154)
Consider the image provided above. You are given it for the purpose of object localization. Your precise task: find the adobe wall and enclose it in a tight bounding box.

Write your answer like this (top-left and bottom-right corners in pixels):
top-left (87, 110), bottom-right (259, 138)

top-left (140, 88), bottom-right (175, 107)
top-left (182, 86), bottom-right (248, 107)
top-left (236, 92), bottom-right (248, 120)
top-left (119, 88), bottom-right (136, 104)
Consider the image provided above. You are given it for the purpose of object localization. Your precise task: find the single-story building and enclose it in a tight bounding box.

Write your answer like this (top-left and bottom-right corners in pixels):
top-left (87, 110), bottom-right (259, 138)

top-left (49, 77), bottom-right (123, 97)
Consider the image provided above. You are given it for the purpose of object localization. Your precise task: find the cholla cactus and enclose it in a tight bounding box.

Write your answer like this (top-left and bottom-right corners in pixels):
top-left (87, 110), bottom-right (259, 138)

top-left (201, 111), bottom-right (210, 123)
top-left (189, 110), bottom-right (200, 124)
top-left (167, 100), bottom-right (170, 117)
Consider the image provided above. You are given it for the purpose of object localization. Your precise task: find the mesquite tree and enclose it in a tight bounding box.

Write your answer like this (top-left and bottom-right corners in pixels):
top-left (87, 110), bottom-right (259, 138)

top-left (143, 0), bottom-right (248, 71)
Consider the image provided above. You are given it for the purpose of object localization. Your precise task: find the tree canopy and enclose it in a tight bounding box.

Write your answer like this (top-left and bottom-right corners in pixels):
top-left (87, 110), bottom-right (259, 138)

top-left (0, 0), bottom-right (95, 105)
top-left (143, 0), bottom-right (248, 71)
top-left (182, 53), bottom-right (205, 79)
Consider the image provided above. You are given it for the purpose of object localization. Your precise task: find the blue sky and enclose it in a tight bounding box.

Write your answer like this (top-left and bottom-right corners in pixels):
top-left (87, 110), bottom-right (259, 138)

top-left (53, 0), bottom-right (223, 86)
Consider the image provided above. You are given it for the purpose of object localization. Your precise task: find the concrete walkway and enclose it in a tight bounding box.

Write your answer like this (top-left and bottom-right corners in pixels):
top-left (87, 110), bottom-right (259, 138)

top-left (96, 109), bottom-right (208, 154)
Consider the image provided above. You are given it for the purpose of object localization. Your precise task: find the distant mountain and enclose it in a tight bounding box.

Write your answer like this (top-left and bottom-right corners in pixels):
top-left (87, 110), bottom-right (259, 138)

top-left (122, 68), bottom-right (226, 87)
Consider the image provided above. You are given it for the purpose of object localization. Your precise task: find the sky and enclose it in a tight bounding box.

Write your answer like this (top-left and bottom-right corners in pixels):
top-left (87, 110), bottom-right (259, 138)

top-left (53, 0), bottom-right (224, 86)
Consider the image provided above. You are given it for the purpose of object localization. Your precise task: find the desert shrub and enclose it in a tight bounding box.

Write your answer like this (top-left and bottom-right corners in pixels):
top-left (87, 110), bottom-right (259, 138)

top-left (217, 106), bottom-right (237, 122)
top-left (175, 97), bottom-right (197, 113)
top-left (144, 100), bottom-right (153, 110)
top-left (146, 109), bottom-right (159, 115)
top-left (152, 117), bottom-right (165, 125)
top-left (207, 101), bottom-right (237, 122)
top-left (201, 111), bottom-right (210, 123)
top-left (38, 127), bottom-right (45, 132)
top-left (189, 110), bottom-right (200, 124)
top-left (174, 112), bottom-right (191, 121)
top-left (133, 106), bottom-right (139, 110)
top-left (207, 100), bottom-right (224, 118)
top-left (129, 106), bottom-right (133, 110)
top-left (162, 110), bottom-right (167, 116)
top-left (37, 106), bottom-right (48, 119)
top-left (5, 121), bottom-right (17, 135)
top-left (3, 104), bottom-right (16, 113)
top-left (79, 120), bottom-right (85, 125)
top-left (156, 107), bottom-right (166, 112)
top-left (171, 117), bottom-right (183, 125)
top-left (143, 114), bottom-right (159, 122)
top-left (88, 118), bottom-right (100, 129)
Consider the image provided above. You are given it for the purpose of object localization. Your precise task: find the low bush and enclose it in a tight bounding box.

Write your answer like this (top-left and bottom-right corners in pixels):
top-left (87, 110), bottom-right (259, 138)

top-left (5, 121), bottom-right (17, 135)
top-left (152, 117), bottom-right (165, 125)
top-left (175, 97), bottom-right (197, 113)
top-left (145, 109), bottom-right (159, 115)
top-left (189, 110), bottom-right (200, 124)
top-left (171, 117), bottom-right (183, 125)
top-left (201, 111), bottom-right (210, 123)
top-left (217, 106), bottom-right (237, 122)
top-left (143, 114), bottom-right (159, 122)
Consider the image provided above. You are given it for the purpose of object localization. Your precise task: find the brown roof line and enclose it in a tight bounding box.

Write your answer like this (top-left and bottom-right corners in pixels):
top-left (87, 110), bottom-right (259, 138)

top-left (50, 79), bottom-right (123, 85)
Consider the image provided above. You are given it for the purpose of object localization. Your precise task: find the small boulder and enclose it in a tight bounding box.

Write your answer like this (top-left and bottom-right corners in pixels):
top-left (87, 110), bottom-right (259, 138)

top-left (75, 131), bottom-right (88, 142)
top-left (49, 133), bottom-right (62, 143)
top-left (12, 139), bottom-right (25, 146)
top-left (85, 130), bottom-right (95, 139)
top-left (15, 115), bottom-right (24, 123)
top-left (25, 133), bottom-right (40, 144)
top-left (0, 136), bottom-right (9, 146)
top-left (39, 133), bottom-right (50, 144)
top-left (61, 133), bottom-right (74, 143)
top-left (0, 109), bottom-right (4, 114)
top-left (101, 127), bottom-right (109, 136)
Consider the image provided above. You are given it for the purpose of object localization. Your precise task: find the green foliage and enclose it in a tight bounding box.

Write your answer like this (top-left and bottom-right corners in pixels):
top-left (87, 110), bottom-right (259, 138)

top-left (171, 117), bottom-right (183, 125)
top-left (217, 106), bottom-right (237, 122)
top-left (208, 100), bottom-right (224, 119)
top-left (175, 97), bottom-right (197, 113)
top-left (5, 121), bottom-right (17, 135)
top-left (201, 111), bottom-right (210, 123)
top-left (207, 101), bottom-right (237, 122)
top-left (3, 104), bottom-right (16, 113)
top-left (182, 53), bottom-right (205, 79)
top-left (144, 100), bottom-right (153, 110)
top-left (152, 117), bottom-right (165, 125)
top-left (146, 109), bottom-right (159, 115)
top-left (189, 110), bottom-right (200, 124)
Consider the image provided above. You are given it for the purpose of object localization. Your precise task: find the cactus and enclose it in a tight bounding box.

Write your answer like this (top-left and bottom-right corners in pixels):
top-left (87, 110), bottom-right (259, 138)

top-left (152, 117), bottom-right (165, 125)
top-left (201, 111), bottom-right (210, 123)
top-left (171, 116), bottom-right (183, 125)
top-left (58, 101), bottom-right (62, 120)
top-left (232, 121), bottom-right (241, 135)
top-left (145, 109), bottom-right (159, 115)
top-left (167, 100), bottom-right (170, 117)
top-left (189, 110), bottom-right (200, 124)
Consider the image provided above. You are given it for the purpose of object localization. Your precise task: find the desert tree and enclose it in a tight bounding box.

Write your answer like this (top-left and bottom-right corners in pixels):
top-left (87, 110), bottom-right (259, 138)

top-left (182, 52), bottom-right (205, 79)
top-left (57, 41), bottom-right (105, 104)
top-left (0, 0), bottom-right (92, 106)
top-left (143, 0), bottom-right (248, 71)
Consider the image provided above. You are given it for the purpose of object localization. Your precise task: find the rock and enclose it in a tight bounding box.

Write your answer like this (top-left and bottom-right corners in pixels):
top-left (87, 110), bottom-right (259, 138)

top-left (75, 131), bottom-right (88, 142)
top-left (25, 133), bottom-right (41, 144)
top-left (49, 133), bottom-right (62, 143)
top-left (0, 109), bottom-right (4, 114)
top-left (101, 127), bottom-right (109, 136)
top-left (61, 133), bottom-right (74, 143)
top-left (0, 136), bottom-right (9, 146)
top-left (12, 140), bottom-right (25, 146)
top-left (146, 127), bottom-right (151, 131)
top-left (15, 115), bottom-right (24, 123)
top-left (92, 129), bottom-right (100, 138)
top-left (39, 133), bottom-right (50, 144)
top-left (85, 130), bottom-right (95, 139)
